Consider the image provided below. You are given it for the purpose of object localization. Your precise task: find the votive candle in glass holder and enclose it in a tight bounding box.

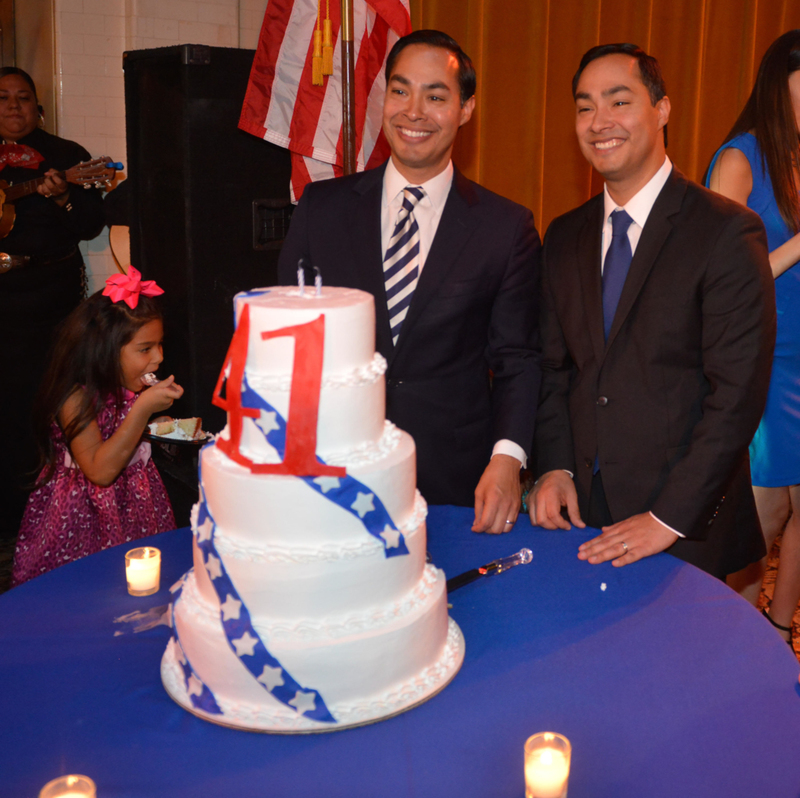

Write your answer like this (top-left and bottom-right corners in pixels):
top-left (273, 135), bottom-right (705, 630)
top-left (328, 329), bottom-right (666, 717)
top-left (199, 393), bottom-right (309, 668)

top-left (38, 774), bottom-right (96, 798)
top-left (524, 732), bottom-right (571, 798)
top-left (125, 546), bottom-right (161, 596)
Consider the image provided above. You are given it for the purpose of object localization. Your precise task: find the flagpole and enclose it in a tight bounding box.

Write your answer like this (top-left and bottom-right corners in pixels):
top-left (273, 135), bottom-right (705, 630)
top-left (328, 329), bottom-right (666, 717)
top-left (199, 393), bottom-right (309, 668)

top-left (340, 0), bottom-right (356, 174)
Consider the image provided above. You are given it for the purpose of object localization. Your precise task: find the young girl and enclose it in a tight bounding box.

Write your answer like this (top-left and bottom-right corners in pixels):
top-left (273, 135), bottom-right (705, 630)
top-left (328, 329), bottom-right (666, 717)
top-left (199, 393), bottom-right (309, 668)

top-left (11, 268), bottom-right (182, 586)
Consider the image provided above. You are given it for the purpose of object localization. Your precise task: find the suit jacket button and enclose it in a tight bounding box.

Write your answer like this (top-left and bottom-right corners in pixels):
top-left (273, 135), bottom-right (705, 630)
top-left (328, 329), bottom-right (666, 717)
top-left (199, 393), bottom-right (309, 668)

top-left (584, 458), bottom-right (593, 468)
top-left (597, 396), bottom-right (608, 406)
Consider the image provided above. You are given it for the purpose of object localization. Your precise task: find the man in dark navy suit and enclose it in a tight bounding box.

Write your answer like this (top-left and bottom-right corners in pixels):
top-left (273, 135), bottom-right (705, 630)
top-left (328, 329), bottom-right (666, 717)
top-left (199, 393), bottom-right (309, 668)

top-left (531, 44), bottom-right (775, 578)
top-left (278, 30), bottom-right (541, 533)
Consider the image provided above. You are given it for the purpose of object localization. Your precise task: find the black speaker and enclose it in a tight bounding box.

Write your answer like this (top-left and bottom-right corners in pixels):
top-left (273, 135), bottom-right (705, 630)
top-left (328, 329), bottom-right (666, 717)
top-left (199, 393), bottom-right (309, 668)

top-left (123, 44), bottom-right (292, 432)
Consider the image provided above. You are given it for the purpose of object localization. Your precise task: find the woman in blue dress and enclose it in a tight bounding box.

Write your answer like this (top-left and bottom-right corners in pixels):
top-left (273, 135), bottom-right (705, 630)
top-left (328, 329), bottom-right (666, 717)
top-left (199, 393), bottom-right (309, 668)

top-left (706, 30), bottom-right (800, 645)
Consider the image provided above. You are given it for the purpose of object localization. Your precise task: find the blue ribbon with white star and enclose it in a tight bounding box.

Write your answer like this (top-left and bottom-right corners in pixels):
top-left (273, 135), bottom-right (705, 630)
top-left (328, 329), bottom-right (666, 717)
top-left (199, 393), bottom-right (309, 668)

top-left (169, 575), bottom-right (223, 715)
top-left (242, 376), bottom-right (408, 557)
top-left (194, 482), bottom-right (337, 724)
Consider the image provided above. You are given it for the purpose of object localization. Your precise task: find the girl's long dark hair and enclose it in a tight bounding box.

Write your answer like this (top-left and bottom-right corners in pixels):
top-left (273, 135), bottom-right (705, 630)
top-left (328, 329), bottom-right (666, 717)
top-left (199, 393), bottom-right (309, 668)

top-left (33, 291), bottom-right (162, 485)
top-left (720, 30), bottom-right (800, 233)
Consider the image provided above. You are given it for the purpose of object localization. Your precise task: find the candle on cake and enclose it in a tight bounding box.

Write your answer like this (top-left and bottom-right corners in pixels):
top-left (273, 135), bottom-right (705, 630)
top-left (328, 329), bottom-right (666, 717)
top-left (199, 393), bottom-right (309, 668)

top-left (524, 732), bottom-right (571, 798)
top-left (125, 546), bottom-right (161, 596)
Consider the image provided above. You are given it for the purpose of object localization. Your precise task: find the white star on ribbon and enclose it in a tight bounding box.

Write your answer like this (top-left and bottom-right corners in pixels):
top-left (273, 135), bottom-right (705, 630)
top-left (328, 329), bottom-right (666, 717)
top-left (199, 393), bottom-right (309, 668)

top-left (288, 690), bottom-right (317, 714)
top-left (313, 476), bottom-right (341, 494)
top-left (256, 664), bottom-right (285, 691)
top-left (205, 553), bottom-right (223, 580)
top-left (351, 491), bottom-right (375, 518)
top-left (255, 409), bottom-right (280, 437)
top-left (187, 674), bottom-right (203, 697)
top-left (379, 525), bottom-right (401, 549)
top-left (220, 594), bottom-right (242, 621)
top-left (231, 630), bottom-right (258, 657)
top-left (196, 517), bottom-right (213, 542)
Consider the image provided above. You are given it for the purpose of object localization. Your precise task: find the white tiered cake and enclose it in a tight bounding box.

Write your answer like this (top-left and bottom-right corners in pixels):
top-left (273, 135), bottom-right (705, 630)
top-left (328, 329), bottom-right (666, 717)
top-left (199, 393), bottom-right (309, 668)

top-left (161, 286), bottom-right (464, 732)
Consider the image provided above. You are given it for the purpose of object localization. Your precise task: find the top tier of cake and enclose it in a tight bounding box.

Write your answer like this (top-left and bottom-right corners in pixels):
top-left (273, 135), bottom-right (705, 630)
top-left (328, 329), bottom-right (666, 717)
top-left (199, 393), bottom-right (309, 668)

top-left (228, 287), bottom-right (386, 462)
top-left (235, 286), bottom-right (376, 376)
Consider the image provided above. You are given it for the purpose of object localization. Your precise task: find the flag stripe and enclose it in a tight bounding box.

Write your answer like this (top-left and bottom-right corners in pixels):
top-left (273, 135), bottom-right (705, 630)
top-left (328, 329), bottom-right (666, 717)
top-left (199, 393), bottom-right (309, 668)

top-left (240, 0), bottom-right (411, 201)
top-left (237, 0), bottom-right (296, 139)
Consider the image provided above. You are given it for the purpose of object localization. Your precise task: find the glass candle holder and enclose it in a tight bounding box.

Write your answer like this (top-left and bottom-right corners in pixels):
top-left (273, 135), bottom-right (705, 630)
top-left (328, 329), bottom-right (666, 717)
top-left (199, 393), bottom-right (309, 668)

top-left (125, 546), bottom-right (161, 596)
top-left (524, 732), bottom-right (571, 798)
top-left (39, 774), bottom-right (96, 798)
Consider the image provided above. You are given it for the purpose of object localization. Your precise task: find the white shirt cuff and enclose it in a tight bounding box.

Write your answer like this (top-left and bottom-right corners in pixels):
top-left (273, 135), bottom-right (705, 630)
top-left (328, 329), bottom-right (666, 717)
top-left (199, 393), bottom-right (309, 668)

top-left (649, 511), bottom-right (684, 538)
top-left (492, 439), bottom-right (526, 469)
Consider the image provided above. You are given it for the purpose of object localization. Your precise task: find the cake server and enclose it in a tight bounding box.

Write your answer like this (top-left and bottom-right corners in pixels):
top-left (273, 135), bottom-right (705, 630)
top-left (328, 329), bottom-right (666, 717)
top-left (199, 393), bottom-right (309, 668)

top-left (445, 548), bottom-right (533, 593)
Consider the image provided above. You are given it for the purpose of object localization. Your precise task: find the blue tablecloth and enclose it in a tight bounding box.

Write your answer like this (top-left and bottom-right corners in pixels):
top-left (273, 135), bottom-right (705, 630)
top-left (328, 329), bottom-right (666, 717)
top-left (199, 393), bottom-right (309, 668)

top-left (2, 506), bottom-right (800, 797)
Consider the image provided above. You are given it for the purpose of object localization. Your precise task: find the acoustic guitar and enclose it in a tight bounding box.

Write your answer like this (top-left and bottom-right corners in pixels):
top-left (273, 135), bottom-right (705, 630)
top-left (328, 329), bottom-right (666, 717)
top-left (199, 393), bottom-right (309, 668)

top-left (0, 156), bottom-right (122, 238)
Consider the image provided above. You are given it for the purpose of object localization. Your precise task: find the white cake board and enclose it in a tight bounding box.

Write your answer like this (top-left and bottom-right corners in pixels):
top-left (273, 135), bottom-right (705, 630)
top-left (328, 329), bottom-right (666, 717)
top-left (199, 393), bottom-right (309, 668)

top-left (162, 619), bottom-right (465, 734)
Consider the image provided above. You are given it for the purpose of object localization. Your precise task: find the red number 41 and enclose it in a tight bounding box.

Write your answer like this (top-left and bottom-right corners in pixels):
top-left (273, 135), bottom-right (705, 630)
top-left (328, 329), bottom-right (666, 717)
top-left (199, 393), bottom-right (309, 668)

top-left (213, 303), bottom-right (345, 478)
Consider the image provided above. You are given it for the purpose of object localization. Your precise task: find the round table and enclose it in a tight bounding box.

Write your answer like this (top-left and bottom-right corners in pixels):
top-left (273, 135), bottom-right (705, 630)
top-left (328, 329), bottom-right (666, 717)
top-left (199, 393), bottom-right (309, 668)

top-left (2, 506), bottom-right (799, 797)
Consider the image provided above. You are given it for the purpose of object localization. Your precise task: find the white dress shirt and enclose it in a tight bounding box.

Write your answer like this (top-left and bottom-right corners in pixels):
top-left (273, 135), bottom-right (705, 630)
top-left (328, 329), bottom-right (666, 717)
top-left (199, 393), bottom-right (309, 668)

top-left (601, 156), bottom-right (683, 538)
top-left (380, 158), bottom-right (527, 468)
top-left (381, 158), bottom-right (452, 271)
top-left (601, 156), bottom-right (673, 269)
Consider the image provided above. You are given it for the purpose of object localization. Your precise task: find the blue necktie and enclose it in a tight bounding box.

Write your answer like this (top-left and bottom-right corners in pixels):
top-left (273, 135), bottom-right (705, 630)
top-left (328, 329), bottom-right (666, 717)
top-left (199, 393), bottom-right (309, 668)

top-left (602, 209), bottom-right (634, 341)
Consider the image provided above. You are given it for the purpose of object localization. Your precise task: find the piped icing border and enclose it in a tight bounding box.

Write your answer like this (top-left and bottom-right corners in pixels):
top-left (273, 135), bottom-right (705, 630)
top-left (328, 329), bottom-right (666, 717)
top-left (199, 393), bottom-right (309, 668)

top-left (162, 618), bottom-right (465, 732)
top-left (213, 491), bottom-right (427, 562)
top-left (236, 420), bottom-right (405, 469)
top-left (179, 562), bottom-right (441, 642)
top-left (324, 421), bottom-right (401, 467)
top-left (247, 352), bottom-right (387, 391)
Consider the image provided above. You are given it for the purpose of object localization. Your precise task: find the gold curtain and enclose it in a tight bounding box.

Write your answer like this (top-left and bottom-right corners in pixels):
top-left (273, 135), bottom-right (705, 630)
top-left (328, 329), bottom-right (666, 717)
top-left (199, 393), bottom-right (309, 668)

top-left (410, 0), bottom-right (800, 232)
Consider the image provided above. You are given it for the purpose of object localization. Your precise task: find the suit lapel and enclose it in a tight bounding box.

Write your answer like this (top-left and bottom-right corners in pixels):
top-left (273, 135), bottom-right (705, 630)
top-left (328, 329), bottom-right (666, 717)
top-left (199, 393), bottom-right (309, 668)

top-left (393, 168), bottom-right (479, 358)
top-left (605, 167), bottom-right (687, 351)
top-left (349, 163), bottom-right (392, 354)
top-left (576, 196), bottom-right (606, 367)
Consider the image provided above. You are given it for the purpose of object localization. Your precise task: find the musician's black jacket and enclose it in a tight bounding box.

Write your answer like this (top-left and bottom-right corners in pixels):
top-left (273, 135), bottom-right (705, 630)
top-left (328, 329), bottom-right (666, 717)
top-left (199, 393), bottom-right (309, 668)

top-left (3, 126), bottom-right (104, 260)
top-left (0, 126), bottom-right (105, 545)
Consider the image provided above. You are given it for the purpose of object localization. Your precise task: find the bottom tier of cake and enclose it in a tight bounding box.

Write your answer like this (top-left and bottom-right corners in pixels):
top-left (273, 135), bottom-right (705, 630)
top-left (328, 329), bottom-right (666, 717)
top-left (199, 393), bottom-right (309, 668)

top-left (162, 567), bottom-right (464, 733)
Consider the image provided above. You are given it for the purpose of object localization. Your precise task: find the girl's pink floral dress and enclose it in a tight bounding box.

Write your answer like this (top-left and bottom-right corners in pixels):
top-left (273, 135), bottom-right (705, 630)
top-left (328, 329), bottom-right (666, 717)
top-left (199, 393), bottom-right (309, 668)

top-left (12, 390), bottom-right (174, 586)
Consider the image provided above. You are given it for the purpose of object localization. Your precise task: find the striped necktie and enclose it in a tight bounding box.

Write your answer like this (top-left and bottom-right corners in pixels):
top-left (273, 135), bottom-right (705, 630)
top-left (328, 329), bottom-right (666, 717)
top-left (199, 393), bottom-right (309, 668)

top-left (384, 185), bottom-right (425, 345)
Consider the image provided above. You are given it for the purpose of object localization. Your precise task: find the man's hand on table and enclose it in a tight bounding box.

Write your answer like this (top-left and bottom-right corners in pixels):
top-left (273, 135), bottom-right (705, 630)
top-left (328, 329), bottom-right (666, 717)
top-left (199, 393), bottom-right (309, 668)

top-left (472, 454), bottom-right (522, 534)
top-left (529, 470), bottom-right (585, 530)
top-left (578, 512), bottom-right (679, 567)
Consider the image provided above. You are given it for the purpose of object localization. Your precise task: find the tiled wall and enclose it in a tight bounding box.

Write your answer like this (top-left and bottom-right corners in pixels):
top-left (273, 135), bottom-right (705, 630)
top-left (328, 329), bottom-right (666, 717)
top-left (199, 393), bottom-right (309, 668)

top-left (52, 0), bottom-right (267, 292)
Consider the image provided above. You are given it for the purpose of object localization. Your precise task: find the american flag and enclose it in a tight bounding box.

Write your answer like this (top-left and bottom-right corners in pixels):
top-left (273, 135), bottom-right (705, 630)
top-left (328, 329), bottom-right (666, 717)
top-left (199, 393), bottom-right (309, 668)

top-left (239, 0), bottom-right (411, 202)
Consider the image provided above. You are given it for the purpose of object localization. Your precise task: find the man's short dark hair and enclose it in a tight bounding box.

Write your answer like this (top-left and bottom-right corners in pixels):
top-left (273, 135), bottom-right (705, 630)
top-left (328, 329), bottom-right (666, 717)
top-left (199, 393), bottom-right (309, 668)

top-left (385, 29), bottom-right (476, 106)
top-left (572, 43), bottom-right (667, 106)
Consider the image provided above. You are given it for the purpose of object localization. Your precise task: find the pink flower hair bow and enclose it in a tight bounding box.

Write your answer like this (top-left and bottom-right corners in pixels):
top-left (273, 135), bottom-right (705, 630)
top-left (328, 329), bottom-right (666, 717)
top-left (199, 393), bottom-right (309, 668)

top-left (102, 266), bottom-right (164, 309)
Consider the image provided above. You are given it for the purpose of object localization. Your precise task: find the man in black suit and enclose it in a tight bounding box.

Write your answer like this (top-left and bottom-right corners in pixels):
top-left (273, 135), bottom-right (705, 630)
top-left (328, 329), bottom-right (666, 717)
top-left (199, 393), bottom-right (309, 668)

top-left (278, 30), bottom-right (541, 533)
top-left (530, 44), bottom-right (776, 578)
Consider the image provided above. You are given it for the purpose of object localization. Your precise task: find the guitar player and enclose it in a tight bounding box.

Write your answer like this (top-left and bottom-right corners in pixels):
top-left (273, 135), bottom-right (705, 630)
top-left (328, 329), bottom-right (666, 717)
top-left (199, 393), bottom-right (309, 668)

top-left (0, 67), bottom-right (105, 570)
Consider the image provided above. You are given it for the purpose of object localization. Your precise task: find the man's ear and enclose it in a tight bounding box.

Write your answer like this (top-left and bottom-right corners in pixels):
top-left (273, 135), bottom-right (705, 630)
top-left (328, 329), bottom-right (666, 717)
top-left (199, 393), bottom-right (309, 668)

top-left (460, 95), bottom-right (476, 127)
top-left (656, 95), bottom-right (670, 130)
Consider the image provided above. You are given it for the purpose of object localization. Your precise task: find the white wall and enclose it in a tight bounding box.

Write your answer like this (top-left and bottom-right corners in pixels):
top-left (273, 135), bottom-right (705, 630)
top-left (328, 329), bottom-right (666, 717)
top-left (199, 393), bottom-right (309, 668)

top-left (51, 0), bottom-right (267, 292)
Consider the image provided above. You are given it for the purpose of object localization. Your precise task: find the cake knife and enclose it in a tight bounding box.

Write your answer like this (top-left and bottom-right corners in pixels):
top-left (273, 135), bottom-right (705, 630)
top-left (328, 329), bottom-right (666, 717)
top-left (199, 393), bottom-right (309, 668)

top-left (445, 548), bottom-right (533, 593)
